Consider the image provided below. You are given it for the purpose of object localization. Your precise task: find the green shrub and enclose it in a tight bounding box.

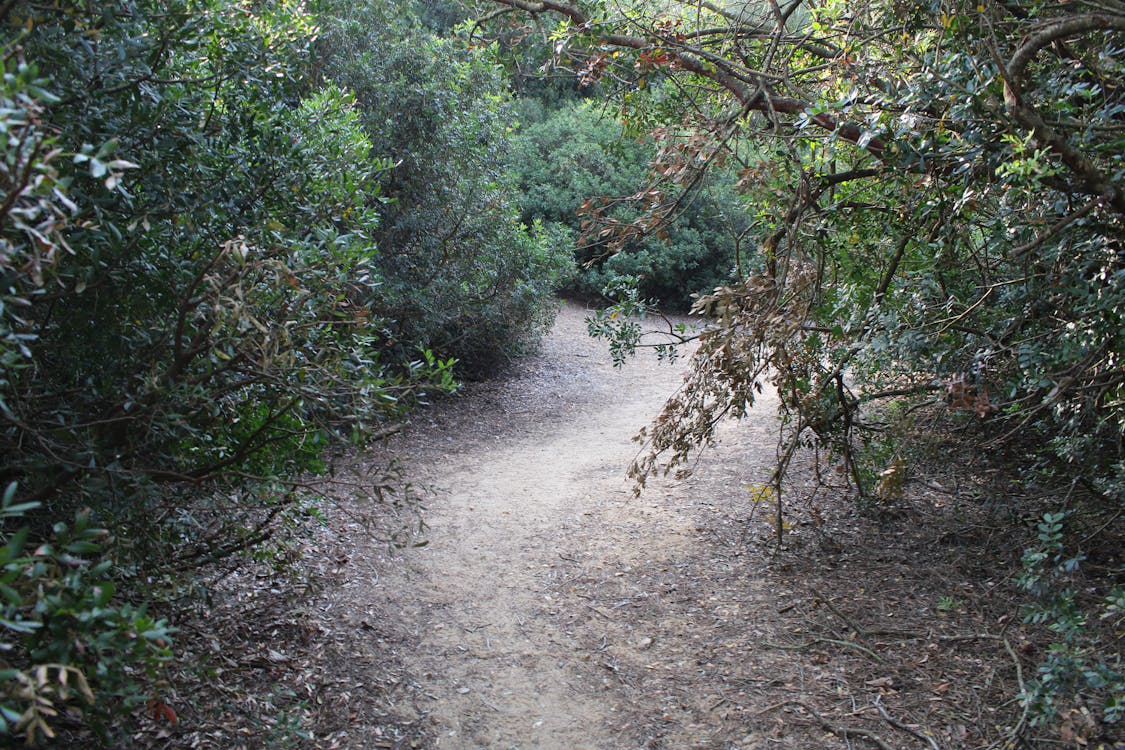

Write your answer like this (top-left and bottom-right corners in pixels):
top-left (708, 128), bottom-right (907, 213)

top-left (311, 1), bottom-right (571, 375)
top-left (0, 0), bottom-right (548, 739)
top-left (1016, 512), bottom-right (1124, 729)
top-left (0, 486), bottom-right (173, 743)
top-left (510, 99), bottom-right (749, 309)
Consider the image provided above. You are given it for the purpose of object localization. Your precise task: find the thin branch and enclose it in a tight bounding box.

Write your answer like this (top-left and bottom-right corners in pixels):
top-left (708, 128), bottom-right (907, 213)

top-left (790, 701), bottom-right (897, 750)
top-left (873, 695), bottom-right (943, 750)
top-left (488, 0), bottom-right (888, 158)
top-left (762, 636), bottom-right (884, 662)
top-left (856, 384), bottom-right (942, 404)
top-left (819, 167), bottom-right (881, 187)
top-left (469, 5), bottom-right (519, 41)
top-left (1002, 637), bottom-right (1031, 742)
top-left (1007, 14), bottom-right (1125, 85)
top-left (995, 14), bottom-right (1125, 214)
top-left (1012, 193), bottom-right (1107, 257)
top-left (875, 233), bottom-right (909, 300)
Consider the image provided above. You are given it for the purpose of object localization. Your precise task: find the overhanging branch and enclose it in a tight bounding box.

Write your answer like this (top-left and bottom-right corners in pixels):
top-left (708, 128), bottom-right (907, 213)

top-left (488, 0), bottom-right (887, 158)
top-left (1000, 12), bottom-right (1125, 214)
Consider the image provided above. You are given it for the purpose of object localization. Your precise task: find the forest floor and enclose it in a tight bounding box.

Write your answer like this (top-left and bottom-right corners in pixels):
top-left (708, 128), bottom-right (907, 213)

top-left (151, 301), bottom-right (1115, 749)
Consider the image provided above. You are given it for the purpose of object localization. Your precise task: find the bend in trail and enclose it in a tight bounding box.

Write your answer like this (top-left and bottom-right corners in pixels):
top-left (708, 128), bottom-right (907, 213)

top-left (339, 302), bottom-right (783, 749)
top-left (314, 302), bottom-right (1024, 750)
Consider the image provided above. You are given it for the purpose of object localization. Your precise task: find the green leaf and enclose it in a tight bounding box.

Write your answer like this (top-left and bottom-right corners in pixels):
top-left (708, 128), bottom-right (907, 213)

top-left (0, 618), bottom-right (40, 634)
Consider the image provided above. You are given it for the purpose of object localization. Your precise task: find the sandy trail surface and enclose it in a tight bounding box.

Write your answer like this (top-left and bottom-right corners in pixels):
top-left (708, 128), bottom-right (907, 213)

top-left (361, 302), bottom-right (776, 748)
top-left (307, 301), bottom-right (1029, 750)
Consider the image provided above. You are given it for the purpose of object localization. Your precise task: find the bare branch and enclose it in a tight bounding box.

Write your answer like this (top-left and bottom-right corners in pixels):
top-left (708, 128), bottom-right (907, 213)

top-left (1012, 193), bottom-right (1108, 257)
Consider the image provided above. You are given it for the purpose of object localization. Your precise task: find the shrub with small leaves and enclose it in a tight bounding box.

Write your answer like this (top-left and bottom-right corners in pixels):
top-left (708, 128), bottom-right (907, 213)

top-left (1017, 512), bottom-right (1124, 730)
top-left (0, 485), bottom-right (173, 743)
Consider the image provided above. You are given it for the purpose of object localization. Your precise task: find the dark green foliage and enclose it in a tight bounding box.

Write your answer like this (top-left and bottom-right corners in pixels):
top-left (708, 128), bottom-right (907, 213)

top-left (511, 100), bottom-right (748, 309)
top-left (411, 0), bottom-right (473, 34)
top-left (0, 489), bottom-right (173, 743)
top-left (0, 0), bottom-right (565, 738)
top-left (3, 0), bottom-right (422, 522)
top-left (1017, 512), bottom-right (1124, 726)
top-left (312, 0), bottom-right (571, 375)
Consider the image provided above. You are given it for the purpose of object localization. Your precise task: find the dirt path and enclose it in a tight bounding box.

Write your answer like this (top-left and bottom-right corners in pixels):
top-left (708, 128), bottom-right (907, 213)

top-left (371, 302), bottom-right (767, 749)
top-left (309, 302), bottom-right (1029, 750)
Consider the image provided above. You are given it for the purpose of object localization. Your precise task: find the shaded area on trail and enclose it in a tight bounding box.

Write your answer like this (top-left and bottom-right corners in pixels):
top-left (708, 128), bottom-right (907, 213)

top-left (301, 301), bottom-right (1032, 750)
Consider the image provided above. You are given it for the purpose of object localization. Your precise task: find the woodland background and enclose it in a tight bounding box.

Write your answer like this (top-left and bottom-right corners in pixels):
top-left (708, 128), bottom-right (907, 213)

top-left (0, 0), bottom-right (1121, 746)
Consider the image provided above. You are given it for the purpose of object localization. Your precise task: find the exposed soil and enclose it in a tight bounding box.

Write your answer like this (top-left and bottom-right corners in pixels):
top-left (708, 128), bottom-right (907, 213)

top-left (314, 301), bottom-right (724, 749)
top-left (144, 301), bottom-right (1121, 750)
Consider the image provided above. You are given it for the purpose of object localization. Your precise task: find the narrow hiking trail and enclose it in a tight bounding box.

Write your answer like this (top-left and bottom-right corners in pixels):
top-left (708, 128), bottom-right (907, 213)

top-left (309, 302), bottom-right (1024, 750)
top-left (327, 302), bottom-right (783, 749)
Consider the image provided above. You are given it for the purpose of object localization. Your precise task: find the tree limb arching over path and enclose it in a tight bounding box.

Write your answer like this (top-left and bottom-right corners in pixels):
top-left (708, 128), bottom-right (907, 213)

top-left (473, 0), bottom-right (1125, 549)
top-left (484, 0), bottom-right (1125, 212)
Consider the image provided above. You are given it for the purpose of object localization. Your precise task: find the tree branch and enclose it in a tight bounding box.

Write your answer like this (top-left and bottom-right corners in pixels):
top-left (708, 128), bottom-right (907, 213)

top-left (1000, 12), bottom-right (1125, 213)
top-left (488, 0), bottom-right (887, 158)
top-left (1003, 95), bottom-right (1125, 214)
top-left (1012, 193), bottom-right (1108, 257)
top-left (1007, 14), bottom-right (1125, 85)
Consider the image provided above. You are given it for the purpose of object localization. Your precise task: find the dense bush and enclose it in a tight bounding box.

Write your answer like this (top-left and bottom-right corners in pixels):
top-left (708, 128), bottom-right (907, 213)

top-left (0, 0), bottom-right (566, 739)
top-left (311, 0), bottom-right (571, 374)
top-left (511, 99), bottom-right (749, 308)
top-left (0, 490), bottom-right (174, 742)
